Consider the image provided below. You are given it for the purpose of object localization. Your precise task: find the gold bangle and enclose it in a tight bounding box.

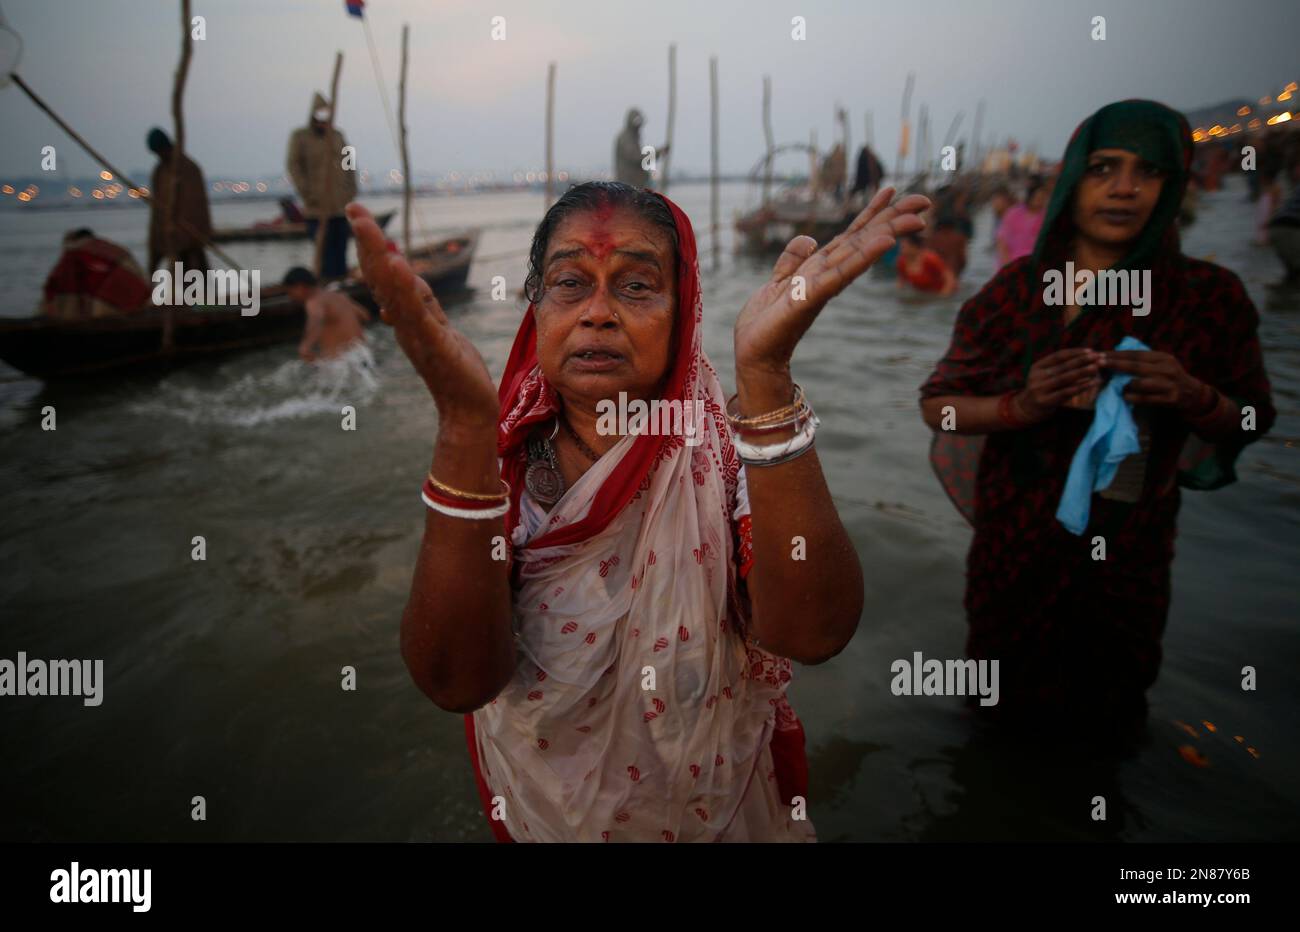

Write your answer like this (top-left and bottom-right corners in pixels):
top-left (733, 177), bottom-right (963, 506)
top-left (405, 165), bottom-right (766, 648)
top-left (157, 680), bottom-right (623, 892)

top-left (725, 384), bottom-right (807, 427)
top-left (425, 473), bottom-right (510, 502)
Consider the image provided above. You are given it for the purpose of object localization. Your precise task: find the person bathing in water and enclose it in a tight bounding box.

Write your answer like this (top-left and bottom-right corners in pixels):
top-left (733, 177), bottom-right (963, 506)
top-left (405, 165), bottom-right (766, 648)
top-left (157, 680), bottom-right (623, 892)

top-left (283, 266), bottom-right (372, 362)
top-left (897, 232), bottom-right (957, 296)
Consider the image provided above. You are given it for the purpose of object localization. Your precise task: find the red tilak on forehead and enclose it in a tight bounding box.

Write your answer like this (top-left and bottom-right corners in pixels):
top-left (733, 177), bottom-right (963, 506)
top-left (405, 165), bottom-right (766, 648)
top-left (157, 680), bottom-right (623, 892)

top-left (582, 198), bottom-right (619, 259)
top-left (582, 232), bottom-right (615, 261)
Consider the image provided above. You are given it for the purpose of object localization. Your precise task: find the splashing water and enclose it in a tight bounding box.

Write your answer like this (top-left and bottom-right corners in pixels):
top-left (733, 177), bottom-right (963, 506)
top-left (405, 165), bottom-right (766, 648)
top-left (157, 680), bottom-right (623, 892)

top-left (127, 343), bottom-right (379, 427)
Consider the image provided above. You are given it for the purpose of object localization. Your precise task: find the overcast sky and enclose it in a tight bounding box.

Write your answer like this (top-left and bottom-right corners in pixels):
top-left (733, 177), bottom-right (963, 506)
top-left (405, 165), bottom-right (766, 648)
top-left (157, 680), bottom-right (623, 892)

top-left (0, 0), bottom-right (1294, 180)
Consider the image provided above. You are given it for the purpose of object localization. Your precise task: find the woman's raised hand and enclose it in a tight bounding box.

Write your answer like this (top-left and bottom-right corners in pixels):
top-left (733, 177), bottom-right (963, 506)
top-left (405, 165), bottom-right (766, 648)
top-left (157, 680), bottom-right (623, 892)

top-left (347, 203), bottom-right (499, 434)
top-left (733, 186), bottom-right (930, 379)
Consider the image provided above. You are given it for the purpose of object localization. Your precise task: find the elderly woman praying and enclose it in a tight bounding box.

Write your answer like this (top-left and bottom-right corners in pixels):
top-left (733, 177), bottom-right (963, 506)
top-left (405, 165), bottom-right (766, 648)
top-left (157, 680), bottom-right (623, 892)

top-left (347, 181), bottom-right (927, 842)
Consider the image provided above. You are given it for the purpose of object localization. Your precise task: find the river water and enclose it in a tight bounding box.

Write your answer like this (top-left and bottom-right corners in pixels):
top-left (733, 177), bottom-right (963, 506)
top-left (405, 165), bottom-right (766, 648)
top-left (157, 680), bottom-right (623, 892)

top-left (1, 178), bottom-right (1296, 841)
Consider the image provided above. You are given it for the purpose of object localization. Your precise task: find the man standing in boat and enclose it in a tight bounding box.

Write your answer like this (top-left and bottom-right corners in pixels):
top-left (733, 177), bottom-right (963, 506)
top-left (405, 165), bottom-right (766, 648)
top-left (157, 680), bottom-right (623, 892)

top-left (145, 128), bottom-right (213, 274)
top-left (287, 93), bottom-right (358, 280)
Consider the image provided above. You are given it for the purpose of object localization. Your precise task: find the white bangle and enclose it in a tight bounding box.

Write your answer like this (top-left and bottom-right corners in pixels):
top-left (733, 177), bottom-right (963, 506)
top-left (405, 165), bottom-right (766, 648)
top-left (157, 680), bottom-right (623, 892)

top-left (732, 413), bottom-right (820, 463)
top-left (420, 490), bottom-right (510, 520)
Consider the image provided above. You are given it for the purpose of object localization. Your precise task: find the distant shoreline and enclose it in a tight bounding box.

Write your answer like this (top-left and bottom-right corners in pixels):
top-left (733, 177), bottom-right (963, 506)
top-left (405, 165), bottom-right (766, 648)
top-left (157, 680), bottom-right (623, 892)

top-left (0, 175), bottom-right (786, 213)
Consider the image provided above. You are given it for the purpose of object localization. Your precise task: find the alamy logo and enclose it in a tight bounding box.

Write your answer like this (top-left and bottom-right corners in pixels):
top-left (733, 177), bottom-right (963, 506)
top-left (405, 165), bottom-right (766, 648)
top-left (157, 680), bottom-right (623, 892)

top-left (890, 651), bottom-right (999, 706)
top-left (595, 392), bottom-right (707, 447)
top-left (0, 652), bottom-right (103, 706)
top-left (50, 862), bottom-right (150, 912)
top-left (152, 263), bottom-right (261, 316)
top-left (1043, 261), bottom-right (1152, 316)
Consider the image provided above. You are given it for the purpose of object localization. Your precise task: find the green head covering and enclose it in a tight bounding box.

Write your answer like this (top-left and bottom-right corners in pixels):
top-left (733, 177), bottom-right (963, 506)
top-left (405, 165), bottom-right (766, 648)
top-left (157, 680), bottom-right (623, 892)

top-left (1032, 99), bottom-right (1193, 271)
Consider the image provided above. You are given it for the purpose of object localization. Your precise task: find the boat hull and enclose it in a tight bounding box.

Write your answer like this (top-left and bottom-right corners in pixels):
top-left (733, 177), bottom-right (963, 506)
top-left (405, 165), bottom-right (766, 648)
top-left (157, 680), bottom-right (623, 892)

top-left (0, 231), bottom-right (476, 379)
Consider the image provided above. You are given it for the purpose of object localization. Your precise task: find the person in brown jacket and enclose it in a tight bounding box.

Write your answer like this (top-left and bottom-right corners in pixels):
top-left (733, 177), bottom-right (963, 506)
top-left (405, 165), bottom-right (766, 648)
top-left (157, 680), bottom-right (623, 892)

top-left (146, 127), bottom-right (212, 274)
top-left (286, 93), bottom-right (358, 279)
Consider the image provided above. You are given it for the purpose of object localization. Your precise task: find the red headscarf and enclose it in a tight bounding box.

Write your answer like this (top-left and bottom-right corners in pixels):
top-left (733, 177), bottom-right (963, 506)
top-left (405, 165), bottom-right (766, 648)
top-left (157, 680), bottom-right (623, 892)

top-left (495, 191), bottom-right (702, 551)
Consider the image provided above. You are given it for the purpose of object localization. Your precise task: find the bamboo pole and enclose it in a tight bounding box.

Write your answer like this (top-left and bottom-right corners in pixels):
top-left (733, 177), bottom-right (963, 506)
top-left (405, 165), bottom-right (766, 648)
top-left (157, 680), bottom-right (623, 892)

top-left (709, 55), bottom-right (719, 269)
top-left (838, 103), bottom-right (849, 172)
top-left (943, 111), bottom-right (965, 151)
top-left (161, 0), bottom-right (193, 351)
top-left (399, 24), bottom-right (411, 255)
top-left (895, 72), bottom-right (914, 181)
top-left (761, 75), bottom-right (774, 205)
top-left (544, 62), bottom-right (555, 208)
top-left (313, 52), bottom-right (343, 277)
top-left (662, 43), bottom-right (676, 193)
top-left (168, 0), bottom-right (193, 263)
top-left (914, 103), bottom-right (928, 176)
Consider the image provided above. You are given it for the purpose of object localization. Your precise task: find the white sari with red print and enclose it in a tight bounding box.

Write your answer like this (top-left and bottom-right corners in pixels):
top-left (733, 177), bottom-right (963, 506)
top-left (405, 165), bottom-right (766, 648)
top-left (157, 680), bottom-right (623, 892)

top-left (469, 191), bottom-right (813, 842)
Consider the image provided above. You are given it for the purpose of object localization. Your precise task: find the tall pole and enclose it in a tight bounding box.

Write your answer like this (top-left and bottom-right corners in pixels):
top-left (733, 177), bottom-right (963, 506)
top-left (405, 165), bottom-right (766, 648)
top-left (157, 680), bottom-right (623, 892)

top-left (895, 72), bottom-right (914, 181)
top-left (398, 24), bottom-right (411, 255)
top-left (162, 0), bottom-right (193, 351)
top-left (942, 111), bottom-right (965, 150)
top-left (544, 61), bottom-right (556, 208)
top-left (971, 99), bottom-right (986, 172)
top-left (761, 75), bottom-right (774, 205)
top-left (709, 55), bottom-right (719, 270)
top-left (914, 103), bottom-right (928, 176)
top-left (662, 44), bottom-right (676, 193)
top-left (837, 103), bottom-right (849, 172)
top-left (313, 52), bottom-right (343, 277)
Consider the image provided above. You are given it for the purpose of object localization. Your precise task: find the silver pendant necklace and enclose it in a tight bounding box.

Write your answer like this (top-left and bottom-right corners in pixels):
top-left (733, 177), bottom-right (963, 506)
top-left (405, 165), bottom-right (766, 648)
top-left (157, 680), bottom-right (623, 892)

top-left (524, 418), bottom-right (564, 506)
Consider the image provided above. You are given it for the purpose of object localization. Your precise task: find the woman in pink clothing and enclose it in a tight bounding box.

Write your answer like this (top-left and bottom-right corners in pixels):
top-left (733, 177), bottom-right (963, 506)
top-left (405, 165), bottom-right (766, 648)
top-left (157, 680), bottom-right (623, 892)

top-left (996, 177), bottom-right (1052, 267)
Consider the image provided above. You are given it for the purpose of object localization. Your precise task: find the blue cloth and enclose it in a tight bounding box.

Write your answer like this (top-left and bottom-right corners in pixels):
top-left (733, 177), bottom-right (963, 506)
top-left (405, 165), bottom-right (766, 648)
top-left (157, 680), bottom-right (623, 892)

top-left (1055, 336), bottom-right (1149, 535)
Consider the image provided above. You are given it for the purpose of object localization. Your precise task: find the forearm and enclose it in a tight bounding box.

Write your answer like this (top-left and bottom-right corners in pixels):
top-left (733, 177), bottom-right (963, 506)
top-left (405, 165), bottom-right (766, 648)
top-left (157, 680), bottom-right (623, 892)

top-left (920, 393), bottom-right (1026, 434)
top-left (1183, 383), bottom-right (1244, 442)
top-left (400, 422), bottom-right (515, 713)
top-left (735, 370), bottom-right (863, 664)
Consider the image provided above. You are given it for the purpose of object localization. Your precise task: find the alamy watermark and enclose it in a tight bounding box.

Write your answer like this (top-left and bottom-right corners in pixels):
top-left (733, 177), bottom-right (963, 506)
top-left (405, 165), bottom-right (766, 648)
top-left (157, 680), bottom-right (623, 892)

top-left (0, 652), bottom-right (103, 706)
top-left (596, 392), bottom-right (706, 447)
top-left (1043, 261), bottom-right (1151, 316)
top-left (152, 262), bottom-right (261, 316)
top-left (890, 651), bottom-right (999, 706)
top-left (50, 862), bottom-right (150, 912)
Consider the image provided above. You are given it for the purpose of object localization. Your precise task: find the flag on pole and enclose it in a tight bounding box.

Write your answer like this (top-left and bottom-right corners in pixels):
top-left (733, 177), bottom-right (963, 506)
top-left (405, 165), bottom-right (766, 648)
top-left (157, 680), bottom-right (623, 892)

top-left (345, 0), bottom-right (365, 18)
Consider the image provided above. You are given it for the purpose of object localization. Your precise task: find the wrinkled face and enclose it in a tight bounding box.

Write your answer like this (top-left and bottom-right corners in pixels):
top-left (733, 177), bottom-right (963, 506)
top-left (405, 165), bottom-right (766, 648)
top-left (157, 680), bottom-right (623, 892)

top-left (1071, 148), bottom-right (1166, 250)
top-left (535, 205), bottom-right (677, 409)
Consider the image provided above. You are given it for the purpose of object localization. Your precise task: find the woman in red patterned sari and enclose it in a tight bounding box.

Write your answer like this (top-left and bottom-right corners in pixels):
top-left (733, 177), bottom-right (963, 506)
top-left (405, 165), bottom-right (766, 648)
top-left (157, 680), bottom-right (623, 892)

top-left (349, 181), bottom-right (927, 841)
top-left (919, 100), bottom-right (1275, 726)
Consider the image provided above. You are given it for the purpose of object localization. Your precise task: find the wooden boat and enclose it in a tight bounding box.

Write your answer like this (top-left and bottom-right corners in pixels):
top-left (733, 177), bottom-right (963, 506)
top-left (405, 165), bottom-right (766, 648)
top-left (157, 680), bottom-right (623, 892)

top-left (735, 193), bottom-right (858, 253)
top-left (210, 208), bottom-right (397, 243)
top-left (0, 230), bottom-right (477, 379)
